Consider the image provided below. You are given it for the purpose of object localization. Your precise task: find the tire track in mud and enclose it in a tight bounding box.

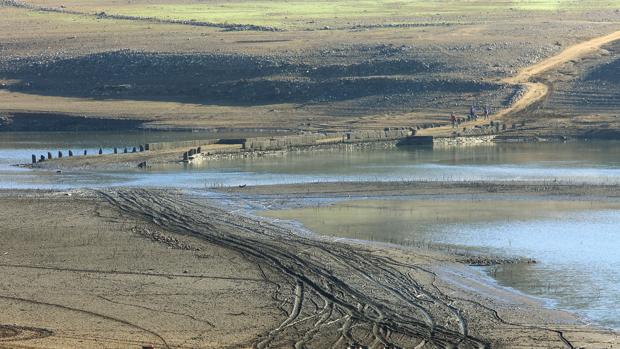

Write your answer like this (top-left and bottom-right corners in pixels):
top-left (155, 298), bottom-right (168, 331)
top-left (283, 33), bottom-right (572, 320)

top-left (0, 263), bottom-right (266, 282)
top-left (0, 295), bottom-right (170, 349)
top-left (98, 189), bottom-right (584, 348)
top-left (0, 325), bottom-right (52, 342)
top-left (417, 266), bottom-right (576, 349)
top-left (96, 295), bottom-right (216, 328)
top-left (101, 189), bottom-right (486, 348)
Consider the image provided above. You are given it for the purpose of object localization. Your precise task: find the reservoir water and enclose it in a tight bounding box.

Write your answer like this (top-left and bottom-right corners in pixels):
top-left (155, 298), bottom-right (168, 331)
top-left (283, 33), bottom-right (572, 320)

top-left (1, 131), bottom-right (620, 329)
top-left (262, 199), bottom-right (620, 330)
top-left (1, 132), bottom-right (620, 188)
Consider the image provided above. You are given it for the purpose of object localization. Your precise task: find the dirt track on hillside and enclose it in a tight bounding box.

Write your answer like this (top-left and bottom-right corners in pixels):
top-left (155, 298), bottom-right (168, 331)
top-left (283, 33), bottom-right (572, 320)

top-left (504, 30), bottom-right (620, 84)
top-left (420, 29), bottom-right (620, 136)
top-left (499, 29), bottom-right (620, 115)
top-left (4, 0), bottom-right (620, 133)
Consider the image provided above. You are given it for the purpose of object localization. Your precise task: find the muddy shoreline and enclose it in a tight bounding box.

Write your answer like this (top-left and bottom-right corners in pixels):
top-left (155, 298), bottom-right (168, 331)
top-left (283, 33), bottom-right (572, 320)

top-left (1, 186), bottom-right (619, 348)
top-left (218, 180), bottom-right (620, 198)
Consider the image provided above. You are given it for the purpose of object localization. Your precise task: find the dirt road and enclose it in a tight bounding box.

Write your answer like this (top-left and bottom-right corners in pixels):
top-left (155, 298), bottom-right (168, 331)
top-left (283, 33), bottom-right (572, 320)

top-left (504, 30), bottom-right (620, 85)
top-left (497, 29), bottom-right (620, 116)
top-left (420, 28), bottom-right (620, 136)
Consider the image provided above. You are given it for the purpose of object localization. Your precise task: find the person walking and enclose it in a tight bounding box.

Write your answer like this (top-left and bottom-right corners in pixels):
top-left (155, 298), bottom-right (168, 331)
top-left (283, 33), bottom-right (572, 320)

top-left (470, 104), bottom-right (477, 121)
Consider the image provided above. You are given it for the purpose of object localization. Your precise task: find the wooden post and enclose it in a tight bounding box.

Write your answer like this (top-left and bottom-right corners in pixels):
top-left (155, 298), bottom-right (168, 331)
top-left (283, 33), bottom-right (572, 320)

top-left (197, 146), bottom-right (201, 153)
top-left (132, 147), bottom-right (137, 153)
top-left (47, 152), bottom-right (52, 160)
top-left (139, 145), bottom-right (144, 152)
top-left (183, 152), bottom-right (188, 161)
top-left (68, 150), bottom-right (73, 157)
top-left (98, 148), bottom-right (103, 155)
top-left (32, 154), bottom-right (37, 164)
top-left (124, 148), bottom-right (128, 153)
top-left (84, 150), bottom-right (87, 156)
top-left (114, 147), bottom-right (118, 154)
top-left (58, 151), bottom-right (63, 158)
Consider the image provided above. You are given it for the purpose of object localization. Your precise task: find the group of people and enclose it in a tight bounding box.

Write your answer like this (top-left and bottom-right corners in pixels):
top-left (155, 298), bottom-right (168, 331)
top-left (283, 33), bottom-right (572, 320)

top-left (449, 104), bottom-right (492, 128)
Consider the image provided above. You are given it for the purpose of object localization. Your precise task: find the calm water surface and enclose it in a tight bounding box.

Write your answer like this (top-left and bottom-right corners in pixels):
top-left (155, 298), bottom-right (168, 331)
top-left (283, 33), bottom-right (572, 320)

top-left (1, 131), bottom-right (620, 329)
top-left (263, 199), bottom-right (620, 330)
top-left (1, 132), bottom-right (619, 188)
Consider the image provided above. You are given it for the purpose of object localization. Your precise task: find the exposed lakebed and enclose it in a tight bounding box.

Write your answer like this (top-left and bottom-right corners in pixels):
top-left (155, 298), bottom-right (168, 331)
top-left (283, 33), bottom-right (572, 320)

top-left (1, 131), bottom-right (620, 330)
top-left (261, 199), bottom-right (620, 330)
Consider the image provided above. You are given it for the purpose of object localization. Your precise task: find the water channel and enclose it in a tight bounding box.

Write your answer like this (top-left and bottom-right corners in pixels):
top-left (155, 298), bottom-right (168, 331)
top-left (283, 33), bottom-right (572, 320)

top-left (1, 131), bottom-right (619, 329)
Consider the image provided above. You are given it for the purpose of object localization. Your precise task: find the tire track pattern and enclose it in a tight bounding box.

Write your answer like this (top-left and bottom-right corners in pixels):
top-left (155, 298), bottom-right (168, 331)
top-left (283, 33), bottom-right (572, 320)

top-left (0, 325), bottom-right (52, 342)
top-left (99, 189), bottom-right (574, 348)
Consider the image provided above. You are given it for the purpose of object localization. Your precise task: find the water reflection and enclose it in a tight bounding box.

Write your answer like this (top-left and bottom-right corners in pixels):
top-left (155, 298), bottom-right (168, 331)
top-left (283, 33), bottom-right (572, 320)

top-left (1, 135), bottom-right (620, 188)
top-left (263, 200), bottom-right (620, 329)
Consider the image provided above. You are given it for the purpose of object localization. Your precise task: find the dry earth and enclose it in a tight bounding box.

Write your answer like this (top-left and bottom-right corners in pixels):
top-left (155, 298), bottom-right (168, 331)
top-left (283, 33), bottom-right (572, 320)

top-left (0, 190), bottom-right (282, 348)
top-left (1, 1), bottom-right (620, 135)
top-left (1, 186), bottom-right (620, 348)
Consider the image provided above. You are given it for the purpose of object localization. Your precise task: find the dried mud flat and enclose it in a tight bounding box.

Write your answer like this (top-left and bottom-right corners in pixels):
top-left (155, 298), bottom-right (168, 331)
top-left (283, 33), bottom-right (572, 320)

top-left (1, 186), bottom-right (619, 348)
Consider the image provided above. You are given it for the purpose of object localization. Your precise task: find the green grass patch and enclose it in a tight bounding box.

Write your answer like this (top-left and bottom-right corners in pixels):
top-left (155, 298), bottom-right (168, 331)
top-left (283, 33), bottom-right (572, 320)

top-left (73, 0), bottom-right (620, 29)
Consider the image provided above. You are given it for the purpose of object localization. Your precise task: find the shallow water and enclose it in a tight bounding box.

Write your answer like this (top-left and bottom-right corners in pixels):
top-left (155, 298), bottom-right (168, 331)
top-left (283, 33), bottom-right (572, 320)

top-left (1, 133), bottom-right (620, 188)
top-left (262, 199), bottom-right (620, 330)
top-left (1, 132), bottom-right (620, 329)
top-left (0, 131), bottom-right (280, 188)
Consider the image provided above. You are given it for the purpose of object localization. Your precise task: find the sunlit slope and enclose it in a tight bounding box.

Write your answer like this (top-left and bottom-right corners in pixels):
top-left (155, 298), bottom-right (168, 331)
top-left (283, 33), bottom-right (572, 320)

top-left (19, 0), bottom-right (620, 29)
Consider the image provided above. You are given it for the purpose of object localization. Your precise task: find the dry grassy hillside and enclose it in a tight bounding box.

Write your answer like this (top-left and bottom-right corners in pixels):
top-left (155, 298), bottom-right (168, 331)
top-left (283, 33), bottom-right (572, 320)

top-left (1, 0), bottom-right (620, 134)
